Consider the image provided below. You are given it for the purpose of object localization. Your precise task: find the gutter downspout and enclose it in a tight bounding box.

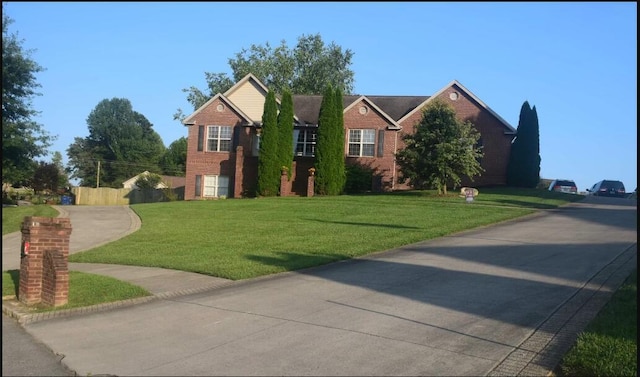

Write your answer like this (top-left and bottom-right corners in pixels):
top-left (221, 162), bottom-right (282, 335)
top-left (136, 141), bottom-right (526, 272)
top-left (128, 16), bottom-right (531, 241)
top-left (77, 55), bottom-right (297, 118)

top-left (392, 131), bottom-right (397, 190)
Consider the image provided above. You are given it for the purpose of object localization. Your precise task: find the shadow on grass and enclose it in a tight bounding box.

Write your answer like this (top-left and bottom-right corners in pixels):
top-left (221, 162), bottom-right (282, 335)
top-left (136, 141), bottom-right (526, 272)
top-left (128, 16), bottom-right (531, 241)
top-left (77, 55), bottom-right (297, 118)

top-left (305, 219), bottom-right (422, 229)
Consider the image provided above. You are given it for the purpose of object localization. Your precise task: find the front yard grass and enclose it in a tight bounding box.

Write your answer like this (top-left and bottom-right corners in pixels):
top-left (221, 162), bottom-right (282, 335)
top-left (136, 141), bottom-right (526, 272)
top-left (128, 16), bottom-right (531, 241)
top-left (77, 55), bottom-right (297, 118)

top-left (2, 205), bottom-right (59, 235)
top-left (2, 270), bottom-right (150, 312)
top-left (66, 189), bottom-right (579, 280)
top-left (558, 269), bottom-right (637, 377)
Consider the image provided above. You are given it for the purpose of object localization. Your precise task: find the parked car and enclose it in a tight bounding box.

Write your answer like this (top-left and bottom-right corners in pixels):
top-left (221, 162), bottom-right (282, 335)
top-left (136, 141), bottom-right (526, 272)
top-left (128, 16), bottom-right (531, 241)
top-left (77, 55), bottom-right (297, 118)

top-left (586, 180), bottom-right (626, 197)
top-left (548, 179), bottom-right (578, 194)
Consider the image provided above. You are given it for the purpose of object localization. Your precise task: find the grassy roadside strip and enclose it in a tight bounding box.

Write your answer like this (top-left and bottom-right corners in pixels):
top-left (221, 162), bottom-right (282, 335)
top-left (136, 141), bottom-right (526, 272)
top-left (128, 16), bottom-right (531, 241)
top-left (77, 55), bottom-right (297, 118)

top-left (557, 269), bottom-right (637, 377)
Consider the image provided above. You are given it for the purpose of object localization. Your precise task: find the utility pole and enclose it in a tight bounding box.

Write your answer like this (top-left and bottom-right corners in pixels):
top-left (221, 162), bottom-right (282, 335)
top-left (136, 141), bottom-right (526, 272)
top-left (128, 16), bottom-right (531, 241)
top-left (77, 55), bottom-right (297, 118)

top-left (96, 161), bottom-right (100, 188)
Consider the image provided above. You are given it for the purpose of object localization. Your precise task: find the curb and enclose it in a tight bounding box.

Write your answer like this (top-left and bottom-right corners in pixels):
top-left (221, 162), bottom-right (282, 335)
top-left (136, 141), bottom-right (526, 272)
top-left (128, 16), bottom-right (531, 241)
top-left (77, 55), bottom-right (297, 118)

top-left (487, 242), bottom-right (637, 377)
top-left (2, 278), bottom-right (237, 326)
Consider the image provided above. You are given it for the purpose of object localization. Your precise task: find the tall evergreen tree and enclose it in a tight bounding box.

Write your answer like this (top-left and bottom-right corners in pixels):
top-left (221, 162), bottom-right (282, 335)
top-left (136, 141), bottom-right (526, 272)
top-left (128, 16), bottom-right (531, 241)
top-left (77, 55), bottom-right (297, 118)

top-left (257, 91), bottom-right (279, 196)
top-left (277, 89), bottom-right (294, 180)
top-left (332, 87), bottom-right (346, 194)
top-left (315, 84), bottom-right (336, 195)
top-left (506, 101), bottom-right (541, 188)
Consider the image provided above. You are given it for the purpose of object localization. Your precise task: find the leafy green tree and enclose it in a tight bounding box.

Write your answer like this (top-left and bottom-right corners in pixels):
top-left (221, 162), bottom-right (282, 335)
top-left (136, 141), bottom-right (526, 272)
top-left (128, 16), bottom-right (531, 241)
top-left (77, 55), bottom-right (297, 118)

top-left (160, 137), bottom-right (187, 176)
top-left (67, 98), bottom-right (166, 187)
top-left (277, 89), bottom-right (294, 180)
top-left (176, 33), bottom-right (355, 119)
top-left (395, 99), bottom-right (484, 195)
top-left (51, 151), bottom-right (70, 189)
top-left (31, 161), bottom-right (59, 193)
top-left (257, 91), bottom-right (279, 196)
top-left (2, 11), bottom-right (54, 186)
top-left (506, 101), bottom-right (541, 188)
top-left (315, 84), bottom-right (337, 195)
top-left (134, 172), bottom-right (163, 189)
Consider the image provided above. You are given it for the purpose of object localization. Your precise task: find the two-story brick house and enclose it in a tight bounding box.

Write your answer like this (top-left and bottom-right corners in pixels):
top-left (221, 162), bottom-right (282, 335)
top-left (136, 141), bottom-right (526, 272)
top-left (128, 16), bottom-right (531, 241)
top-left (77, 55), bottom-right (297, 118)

top-left (182, 73), bottom-right (516, 200)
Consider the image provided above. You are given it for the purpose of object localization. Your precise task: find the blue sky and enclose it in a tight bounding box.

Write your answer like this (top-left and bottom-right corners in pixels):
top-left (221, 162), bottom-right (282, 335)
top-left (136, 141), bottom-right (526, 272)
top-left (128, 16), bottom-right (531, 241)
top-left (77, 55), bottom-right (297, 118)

top-left (4, 2), bottom-right (637, 193)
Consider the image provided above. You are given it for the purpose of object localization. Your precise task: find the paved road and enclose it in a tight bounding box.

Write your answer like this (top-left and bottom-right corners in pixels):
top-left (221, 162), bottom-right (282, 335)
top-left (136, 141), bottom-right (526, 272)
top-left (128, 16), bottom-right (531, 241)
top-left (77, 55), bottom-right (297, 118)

top-left (5, 196), bottom-right (635, 376)
top-left (2, 314), bottom-right (75, 376)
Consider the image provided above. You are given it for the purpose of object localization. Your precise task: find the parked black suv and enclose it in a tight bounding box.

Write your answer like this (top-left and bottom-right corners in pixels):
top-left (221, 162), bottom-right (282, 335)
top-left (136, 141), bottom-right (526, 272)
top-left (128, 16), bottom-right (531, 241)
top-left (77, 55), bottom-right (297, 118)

top-left (586, 180), bottom-right (626, 197)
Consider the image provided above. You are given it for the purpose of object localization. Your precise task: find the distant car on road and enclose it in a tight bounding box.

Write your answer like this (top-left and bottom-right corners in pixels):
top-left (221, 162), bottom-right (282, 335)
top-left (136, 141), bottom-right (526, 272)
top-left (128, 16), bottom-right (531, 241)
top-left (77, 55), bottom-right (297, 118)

top-left (586, 180), bottom-right (626, 197)
top-left (548, 179), bottom-right (578, 194)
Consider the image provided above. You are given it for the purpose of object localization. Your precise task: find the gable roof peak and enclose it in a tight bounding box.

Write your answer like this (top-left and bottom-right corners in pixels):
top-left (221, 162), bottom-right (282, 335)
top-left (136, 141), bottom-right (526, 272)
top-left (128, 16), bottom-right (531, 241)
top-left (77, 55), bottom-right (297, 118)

top-left (223, 73), bottom-right (270, 97)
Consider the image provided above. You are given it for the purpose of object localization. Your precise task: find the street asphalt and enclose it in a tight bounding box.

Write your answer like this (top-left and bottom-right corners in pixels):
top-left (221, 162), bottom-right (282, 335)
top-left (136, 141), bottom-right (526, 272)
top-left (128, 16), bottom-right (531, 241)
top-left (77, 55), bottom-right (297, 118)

top-left (1, 195), bottom-right (637, 376)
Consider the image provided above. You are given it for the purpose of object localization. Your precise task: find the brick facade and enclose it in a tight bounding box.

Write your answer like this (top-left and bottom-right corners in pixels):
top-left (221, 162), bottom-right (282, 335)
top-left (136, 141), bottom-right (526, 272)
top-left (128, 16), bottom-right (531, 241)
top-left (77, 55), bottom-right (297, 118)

top-left (183, 76), bottom-right (516, 198)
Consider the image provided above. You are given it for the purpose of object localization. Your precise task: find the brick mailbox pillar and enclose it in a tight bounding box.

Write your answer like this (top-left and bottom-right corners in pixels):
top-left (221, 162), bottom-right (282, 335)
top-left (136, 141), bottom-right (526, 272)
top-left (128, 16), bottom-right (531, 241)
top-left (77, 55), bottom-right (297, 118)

top-left (307, 168), bottom-right (315, 197)
top-left (280, 168), bottom-right (291, 197)
top-left (19, 217), bottom-right (72, 307)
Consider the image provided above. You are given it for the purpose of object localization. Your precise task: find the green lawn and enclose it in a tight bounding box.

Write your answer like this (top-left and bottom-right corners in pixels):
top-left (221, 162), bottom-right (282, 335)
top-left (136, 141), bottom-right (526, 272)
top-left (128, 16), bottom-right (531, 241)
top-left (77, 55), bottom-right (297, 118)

top-left (558, 269), bottom-right (637, 377)
top-left (2, 269), bottom-right (150, 312)
top-left (2, 205), bottom-right (59, 235)
top-left (67, 188), bottom-right (582, 280)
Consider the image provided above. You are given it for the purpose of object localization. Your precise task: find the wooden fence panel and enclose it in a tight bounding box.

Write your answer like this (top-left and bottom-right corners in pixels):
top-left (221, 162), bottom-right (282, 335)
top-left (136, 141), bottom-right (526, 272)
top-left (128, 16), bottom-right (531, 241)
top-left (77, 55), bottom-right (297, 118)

top-left (70, 187), bottom-right (184, 205)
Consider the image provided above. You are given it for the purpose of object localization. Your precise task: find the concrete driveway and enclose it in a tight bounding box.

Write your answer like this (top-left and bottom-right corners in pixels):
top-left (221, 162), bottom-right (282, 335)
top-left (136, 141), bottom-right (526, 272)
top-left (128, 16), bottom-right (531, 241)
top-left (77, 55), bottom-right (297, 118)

top-left (15, 196), bottom-right (636, 376)
top-left (2, 205), bottom-right (139, 272)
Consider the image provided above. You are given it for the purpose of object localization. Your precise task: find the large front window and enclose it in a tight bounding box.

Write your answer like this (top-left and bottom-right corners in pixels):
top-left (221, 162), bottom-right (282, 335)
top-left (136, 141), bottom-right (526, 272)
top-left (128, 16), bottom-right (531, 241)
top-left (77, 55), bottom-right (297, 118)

top-left (295, 129), bottom-right (317, 157)
top-left (348, 129), bottom-right (375, 157)
top-left (203, 175), bottom-right (229, 198)
top-left (207, 126), bottom-right (232, 152)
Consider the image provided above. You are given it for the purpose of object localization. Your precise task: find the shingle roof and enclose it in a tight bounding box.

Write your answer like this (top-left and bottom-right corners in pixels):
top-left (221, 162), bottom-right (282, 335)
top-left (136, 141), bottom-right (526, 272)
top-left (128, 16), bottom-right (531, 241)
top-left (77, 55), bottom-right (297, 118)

top-left (292, 95), bottom-right (430, 125)
top-left (161, 175), bottom-right (186, 189)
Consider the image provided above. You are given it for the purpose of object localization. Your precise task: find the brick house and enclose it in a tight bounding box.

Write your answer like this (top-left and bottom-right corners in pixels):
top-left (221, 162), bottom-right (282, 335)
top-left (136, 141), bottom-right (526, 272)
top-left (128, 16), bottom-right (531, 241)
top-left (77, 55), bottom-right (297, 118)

top-left (182, 73), bottom-right (516, 199)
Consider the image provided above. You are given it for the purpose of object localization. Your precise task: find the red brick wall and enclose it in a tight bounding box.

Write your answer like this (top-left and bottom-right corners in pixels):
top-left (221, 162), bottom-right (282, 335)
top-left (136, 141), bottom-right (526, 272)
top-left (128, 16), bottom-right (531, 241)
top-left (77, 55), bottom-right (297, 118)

top-left (343, 100), bottom-right (399, 191)
top-left (184, 98), bottom-right (257, 200)
top-left (397, 86), bottom-right (514, 188)
top-left (19, 217), bottom-right (71, 307)
top-left (184, 86), bottom-right (515, 197)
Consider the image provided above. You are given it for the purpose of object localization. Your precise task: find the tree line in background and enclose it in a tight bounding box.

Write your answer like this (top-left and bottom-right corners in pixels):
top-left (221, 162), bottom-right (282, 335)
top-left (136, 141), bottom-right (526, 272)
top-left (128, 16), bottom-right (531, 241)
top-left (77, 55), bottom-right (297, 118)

top-left (173, 33), bottom-right (356, 122)
top-left (66, 98), bottom-right (187, 188)
top-left (3, 6), bottom-right (541, 200)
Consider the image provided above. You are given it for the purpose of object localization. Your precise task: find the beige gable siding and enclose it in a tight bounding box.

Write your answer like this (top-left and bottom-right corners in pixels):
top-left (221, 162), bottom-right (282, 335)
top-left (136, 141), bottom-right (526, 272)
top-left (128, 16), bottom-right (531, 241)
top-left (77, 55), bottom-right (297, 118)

top-left (226, 81), bottom-right (268, 122)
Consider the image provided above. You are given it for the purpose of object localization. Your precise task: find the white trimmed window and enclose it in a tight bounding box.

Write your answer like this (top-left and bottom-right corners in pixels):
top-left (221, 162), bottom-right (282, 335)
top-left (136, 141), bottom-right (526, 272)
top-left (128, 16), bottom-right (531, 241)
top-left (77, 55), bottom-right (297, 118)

top-left (203, 175), bottom-right (229, 198)
top-left (295, 129), bottom-right (317, 157)
top-left (348, 129), bottom-right (375, 157)
top-left (207, 125), bottom-right (232, 152)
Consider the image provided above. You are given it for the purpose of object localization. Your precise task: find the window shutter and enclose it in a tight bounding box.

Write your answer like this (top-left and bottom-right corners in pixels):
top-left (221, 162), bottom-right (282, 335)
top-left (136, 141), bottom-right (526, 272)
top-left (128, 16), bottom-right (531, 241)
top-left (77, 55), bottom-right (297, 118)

top-left (197, 126), bottom-right (204, 152)
top-left (195, 175), bottom-right (202, 197)
top-left (232, 125), bottom-right (241, 151)
top-left (377, 130), bottom-right (385, 157)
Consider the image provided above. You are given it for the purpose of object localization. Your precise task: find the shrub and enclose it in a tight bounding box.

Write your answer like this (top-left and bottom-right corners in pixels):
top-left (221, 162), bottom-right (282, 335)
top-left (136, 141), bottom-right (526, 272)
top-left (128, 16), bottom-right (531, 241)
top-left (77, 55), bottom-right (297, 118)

top-left (345, 163), bottom-right (375, 194)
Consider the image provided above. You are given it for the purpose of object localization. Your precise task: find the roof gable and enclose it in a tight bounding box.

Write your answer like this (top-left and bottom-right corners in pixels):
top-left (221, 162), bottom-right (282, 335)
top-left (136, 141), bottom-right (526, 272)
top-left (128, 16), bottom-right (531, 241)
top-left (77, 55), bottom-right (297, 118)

top-left (122, 171), bottom-right (185, 189)
top-left (182, 93), bottom-right (253, 126)
top-left (293, 95), bottom-right (417, 129)
top-left (398, 80), bottom-right (516, 133)
top-left (343, 96), bottom-right (401, 129)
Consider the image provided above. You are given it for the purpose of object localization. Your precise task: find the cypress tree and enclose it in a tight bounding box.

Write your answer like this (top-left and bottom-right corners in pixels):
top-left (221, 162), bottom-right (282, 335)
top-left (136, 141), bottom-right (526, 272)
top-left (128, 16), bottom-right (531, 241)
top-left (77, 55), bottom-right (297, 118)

top-left (525, 105), bottom-right (541, 187)
top-left (332, 87), bottom-right (346, 195)
top-left (257, 91), bottom-right (279, 196)
top-left (507, 101), bottom-right (540, 188)
top-left (315, 84), bottom-right (336, 195)
top-left (277, 89), bottom-right (294, 181)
